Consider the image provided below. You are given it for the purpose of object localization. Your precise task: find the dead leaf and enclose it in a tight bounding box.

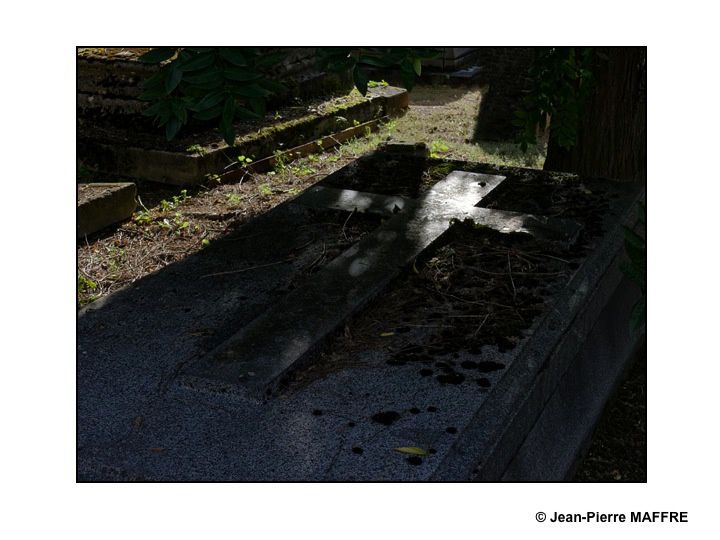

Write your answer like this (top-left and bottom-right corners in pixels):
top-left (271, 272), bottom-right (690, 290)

top-left (394, 446), bottom-right (428, 456)
top-left (380, 332), bottom-right (395, 337)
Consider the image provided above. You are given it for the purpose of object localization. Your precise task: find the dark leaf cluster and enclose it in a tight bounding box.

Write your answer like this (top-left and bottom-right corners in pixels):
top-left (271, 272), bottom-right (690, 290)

top-left (316, 47), bottom-right (437, 96)
top-left (139, 47), bottom-right (287, 145)
top-left (514, 47), bottom-right (595, 152)
top-left (139, 47), bottom-right (436, 145)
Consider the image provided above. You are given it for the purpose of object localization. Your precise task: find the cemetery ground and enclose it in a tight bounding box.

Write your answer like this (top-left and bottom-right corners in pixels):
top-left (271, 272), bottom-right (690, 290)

top-left (78, 85), bottom-right (544, 306)
top-left (77, 83), bottom-right (645, 481)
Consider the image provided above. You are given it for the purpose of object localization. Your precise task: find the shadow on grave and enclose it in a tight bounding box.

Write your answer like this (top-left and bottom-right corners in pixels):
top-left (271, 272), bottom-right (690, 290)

top-left (78, 149), bottom-right (579, 404)
top-left (77, 150), bottom-right (441, 443)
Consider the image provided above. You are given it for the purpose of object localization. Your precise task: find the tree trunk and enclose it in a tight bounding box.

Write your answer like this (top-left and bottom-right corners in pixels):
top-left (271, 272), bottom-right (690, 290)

top-left (544, 47), bottom-right (646, 181)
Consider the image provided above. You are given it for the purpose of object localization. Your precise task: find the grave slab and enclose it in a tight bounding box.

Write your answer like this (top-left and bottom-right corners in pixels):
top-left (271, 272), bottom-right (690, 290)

top-left (293, 185), bottom-right (417, 217)
top-left (77, 153), bottom-right (644, 481)
top-left (77, 182), bottom-right (137, 238)
top-left (184, 171), bottom-right (579, 398)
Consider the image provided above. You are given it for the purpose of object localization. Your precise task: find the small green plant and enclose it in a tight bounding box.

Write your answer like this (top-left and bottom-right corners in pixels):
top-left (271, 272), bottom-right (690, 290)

top-left (159, 212), bottom-right (190, 233)
top-left (78, 273), bottom-right (97, 294)
top-left (201, 238), bottom-right (211, 247)
top-left (258, 183), bottom-right (273, 196)
top-left (106, 247), bottom-right (125, 275)
top-left (430, 140), bottom-right (450, 157)
top-left (134, 209), bottom-right (153, 225)
top-left (159, 189), bottom-right (190, 212)
top-left (272, 150), bottom-right (287, 173)
top-left (226, 193), bottom-right (243, 206)
top-left (185, 144), bottom-right (206, 156)
top-left (292, 165), bottom-right (316, 177)
top-left (236, 155), bottom-right (253, 165)
top-left (367, 79), bottom-right (389, 88)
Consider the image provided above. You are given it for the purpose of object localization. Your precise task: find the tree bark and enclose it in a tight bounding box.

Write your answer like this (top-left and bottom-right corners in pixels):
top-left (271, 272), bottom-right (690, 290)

top-left (544, 47), bottom-right (646, 181)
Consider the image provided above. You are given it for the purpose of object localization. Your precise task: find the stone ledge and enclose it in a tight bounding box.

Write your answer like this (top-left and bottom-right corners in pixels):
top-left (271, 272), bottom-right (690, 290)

top-left (77, 182), bottom-right (136, 238)
top-left (78, 86), bottom-right (409, 186)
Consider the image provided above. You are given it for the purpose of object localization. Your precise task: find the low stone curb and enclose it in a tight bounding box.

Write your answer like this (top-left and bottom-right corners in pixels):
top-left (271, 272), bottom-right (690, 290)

top-left (77, 182), bottom-right (137, 238)
top-left (78, 86), bottom-right (408, 186)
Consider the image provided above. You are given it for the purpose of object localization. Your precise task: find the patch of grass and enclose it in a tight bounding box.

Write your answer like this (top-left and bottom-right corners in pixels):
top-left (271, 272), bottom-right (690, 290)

top-left (430, 139), bottom-right (451, 158)
top-left (365, 85), bottom-right (547, 169)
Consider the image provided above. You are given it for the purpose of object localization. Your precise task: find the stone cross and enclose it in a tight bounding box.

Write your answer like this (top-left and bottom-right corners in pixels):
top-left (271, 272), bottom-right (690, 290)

top-left (184, 171), bottom-right (580, 398)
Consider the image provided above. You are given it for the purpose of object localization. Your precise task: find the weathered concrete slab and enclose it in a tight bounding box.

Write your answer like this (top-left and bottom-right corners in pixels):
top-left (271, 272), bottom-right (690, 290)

top-left (292, 185), bottom-right (416, 217)
top-left (77, 153), bottom-right (643, 481)
top-left (184, 171), bottom-right (507, 396)
top-left (184, 171), bottom-right (579, 398)
top-left (77, 182), bottom-right (136, 238)
top-left (431, 188), bottom-right (646, 481)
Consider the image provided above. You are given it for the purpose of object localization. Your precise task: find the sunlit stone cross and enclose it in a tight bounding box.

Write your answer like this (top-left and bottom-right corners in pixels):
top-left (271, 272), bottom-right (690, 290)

top-left (184, 170), bottom-right (580, 398)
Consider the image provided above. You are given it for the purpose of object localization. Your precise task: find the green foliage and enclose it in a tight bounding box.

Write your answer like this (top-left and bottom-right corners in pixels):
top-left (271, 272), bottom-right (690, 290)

top-left (316, 47), bottom-right (438, 96)
top-left (157, 211), bottom-right (191, 233)
top-left (139, 47), bottom-right (436, 145)
top-left (158, 189), bottom-right (190, 212)
top-left (515, 47), bottom-right (596, 151)
top-left (78, 273), bottom-right (97, 294)
top-left (226, 193), bottom-right (243, 206)
top-left (185, 144), bottom-right (205, 155)
top-left (134, 189), bottom-right (191, 228)
top-left (134, 209), bottom-right (153, 225)
top-left (621, 202), bottom-right (646, 331)
top-left (272, 149), bottom-right (287, 173)
top-left (430, 139), bottom-right (450, 157)
top-left (139, 47), bottom-right (287, 146)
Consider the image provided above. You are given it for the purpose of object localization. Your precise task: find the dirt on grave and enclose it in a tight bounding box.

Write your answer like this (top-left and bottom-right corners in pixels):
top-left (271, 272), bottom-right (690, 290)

top-left (77, 157), bottom-right (372, 306)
